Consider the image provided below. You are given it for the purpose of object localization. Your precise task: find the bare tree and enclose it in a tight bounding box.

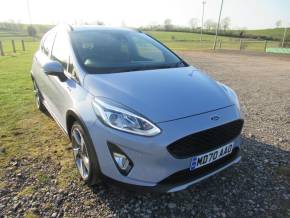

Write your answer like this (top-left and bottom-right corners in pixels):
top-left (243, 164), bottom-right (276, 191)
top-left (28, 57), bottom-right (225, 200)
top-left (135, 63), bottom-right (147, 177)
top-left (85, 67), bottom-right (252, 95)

top-left (97, 21), bottom-right (104, 25)
top-left (148, 21), bottom-right (159, 30)
top-left (276, 20), bottom-right (282, 28)
top-left (27, 25), bottom-right (37, 37)
top-left (164, 19), bottom-right (173, 31)
top-left (221, 17), bottom-right (231, 31)
top-left (204, 19), bottom-right (217, 31)
top-left (189, 18), bottom-right (199, 30)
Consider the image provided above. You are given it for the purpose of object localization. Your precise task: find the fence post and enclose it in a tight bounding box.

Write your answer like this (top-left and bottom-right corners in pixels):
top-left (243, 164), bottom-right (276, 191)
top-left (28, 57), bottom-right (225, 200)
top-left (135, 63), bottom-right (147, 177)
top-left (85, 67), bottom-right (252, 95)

top-left (12, 40), bottom-right (16, 53)
top-left (21, 40), bottom-right (25, 51)
top-left (239, 39), bottom-right (243, 51)
top-left (219, 40), bottom-right (222, 49)
top-left (264, 40), bottom-right (268, 52)
top-left (0, 41), bottom-right (4, 56)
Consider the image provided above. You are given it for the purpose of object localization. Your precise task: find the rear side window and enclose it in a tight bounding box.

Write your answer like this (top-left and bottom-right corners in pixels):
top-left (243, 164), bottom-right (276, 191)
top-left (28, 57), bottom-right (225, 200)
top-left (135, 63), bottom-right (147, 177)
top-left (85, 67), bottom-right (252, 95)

top-left (42, 32), bottom-right (56, 56)
top-left (52, 31), bottom-right (70, 69)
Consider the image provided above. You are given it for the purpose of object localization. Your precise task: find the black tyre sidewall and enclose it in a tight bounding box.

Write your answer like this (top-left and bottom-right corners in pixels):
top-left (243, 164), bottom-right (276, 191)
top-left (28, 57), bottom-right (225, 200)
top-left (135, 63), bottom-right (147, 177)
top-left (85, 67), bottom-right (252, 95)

top-left (33, 80), bottom-right (46, 112)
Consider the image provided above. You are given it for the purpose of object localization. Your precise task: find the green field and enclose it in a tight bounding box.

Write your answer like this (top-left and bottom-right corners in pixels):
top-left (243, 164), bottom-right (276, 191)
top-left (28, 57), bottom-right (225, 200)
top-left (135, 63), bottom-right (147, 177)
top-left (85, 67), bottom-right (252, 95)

top-left (0, 30), bottom-right (282, 55)
top-left (0, 41), bottom-right (77, 191)
top-left (146, 31), bottom-right (280, 51)
top-left (242, 28), bottom-right (290, 41)
top-left (0, 30), bottom-right (35, 55)
top-left (0, 29), bottom-right (34, 41)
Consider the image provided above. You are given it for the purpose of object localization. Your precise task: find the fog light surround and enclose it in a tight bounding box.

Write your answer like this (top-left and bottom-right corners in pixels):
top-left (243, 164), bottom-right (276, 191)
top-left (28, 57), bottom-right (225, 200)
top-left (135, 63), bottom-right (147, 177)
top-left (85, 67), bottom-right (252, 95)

top-left (108, 142), bottom-right (133, 175)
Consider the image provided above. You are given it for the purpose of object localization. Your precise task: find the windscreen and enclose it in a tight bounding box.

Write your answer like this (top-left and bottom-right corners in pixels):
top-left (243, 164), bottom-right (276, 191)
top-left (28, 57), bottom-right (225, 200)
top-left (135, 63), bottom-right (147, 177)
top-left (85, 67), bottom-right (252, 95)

top-left (70, 30), bottom-right (186, 73)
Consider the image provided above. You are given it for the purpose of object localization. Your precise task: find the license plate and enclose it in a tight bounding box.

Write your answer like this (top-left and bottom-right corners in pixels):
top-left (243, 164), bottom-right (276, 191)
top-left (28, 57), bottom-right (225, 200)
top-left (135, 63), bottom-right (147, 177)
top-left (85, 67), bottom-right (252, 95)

top-left (190, 143), bottom-right (233, 171)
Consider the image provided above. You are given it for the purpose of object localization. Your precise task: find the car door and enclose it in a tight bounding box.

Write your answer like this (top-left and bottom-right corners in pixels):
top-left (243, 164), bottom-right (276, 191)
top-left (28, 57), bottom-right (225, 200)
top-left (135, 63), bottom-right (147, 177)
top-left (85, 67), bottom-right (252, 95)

top-left (48, 30), bottom-right (78, 129)
top-left (32, 30), bottom-right (57, 109)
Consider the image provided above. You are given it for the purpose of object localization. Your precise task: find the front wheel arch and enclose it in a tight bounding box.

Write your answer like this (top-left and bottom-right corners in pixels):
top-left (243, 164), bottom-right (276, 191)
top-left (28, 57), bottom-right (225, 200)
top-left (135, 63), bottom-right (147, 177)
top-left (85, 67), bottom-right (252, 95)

top-left (66, 111), bottom-right (78, 140)
top-left (66, 110), bottom-right (102, 185)
top-left (66, 110), bottom-right (88, 140)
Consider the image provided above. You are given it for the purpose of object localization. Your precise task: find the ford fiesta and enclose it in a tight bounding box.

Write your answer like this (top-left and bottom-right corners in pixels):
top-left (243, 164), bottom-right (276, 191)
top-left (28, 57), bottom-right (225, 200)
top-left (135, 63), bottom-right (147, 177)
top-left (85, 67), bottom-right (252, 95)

top-left (31, 25), bottom-right (244, 192)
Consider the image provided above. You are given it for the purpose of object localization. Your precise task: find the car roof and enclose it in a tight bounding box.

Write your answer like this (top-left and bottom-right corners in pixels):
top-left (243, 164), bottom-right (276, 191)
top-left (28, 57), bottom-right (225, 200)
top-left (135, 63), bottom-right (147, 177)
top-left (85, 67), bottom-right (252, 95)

top-left (71, 25), bottom-right (138, 33)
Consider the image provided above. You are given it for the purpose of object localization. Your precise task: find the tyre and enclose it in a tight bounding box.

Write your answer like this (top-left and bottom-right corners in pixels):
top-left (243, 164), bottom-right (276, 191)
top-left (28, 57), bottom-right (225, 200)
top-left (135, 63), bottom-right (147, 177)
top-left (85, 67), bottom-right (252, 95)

top-left (33, 80), bottom-right (46, 112)
top-left (70, 121), bottom-right (101, 186)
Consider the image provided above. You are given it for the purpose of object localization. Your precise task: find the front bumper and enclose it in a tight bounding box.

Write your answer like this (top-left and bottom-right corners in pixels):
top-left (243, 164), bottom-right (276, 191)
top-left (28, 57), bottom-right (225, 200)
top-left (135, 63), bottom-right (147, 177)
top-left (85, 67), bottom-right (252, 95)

top-left (88, 105), bottom-right (243, 192)
top-left (101, 148), bottom-right (241, 192)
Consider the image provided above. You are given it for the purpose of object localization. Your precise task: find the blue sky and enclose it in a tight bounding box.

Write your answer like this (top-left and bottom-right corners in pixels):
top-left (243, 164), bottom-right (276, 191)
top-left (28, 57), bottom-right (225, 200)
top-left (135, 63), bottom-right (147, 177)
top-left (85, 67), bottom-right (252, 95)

top-left (1, 0), bottom-right (290, 29)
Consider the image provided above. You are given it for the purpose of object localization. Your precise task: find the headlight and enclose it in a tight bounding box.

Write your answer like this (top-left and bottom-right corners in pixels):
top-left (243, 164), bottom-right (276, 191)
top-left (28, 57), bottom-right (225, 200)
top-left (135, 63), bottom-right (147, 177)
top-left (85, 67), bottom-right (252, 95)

top-left (217, 82), bottom-right (240, 110)
top-left (92, 98), bottom-right (161, 136)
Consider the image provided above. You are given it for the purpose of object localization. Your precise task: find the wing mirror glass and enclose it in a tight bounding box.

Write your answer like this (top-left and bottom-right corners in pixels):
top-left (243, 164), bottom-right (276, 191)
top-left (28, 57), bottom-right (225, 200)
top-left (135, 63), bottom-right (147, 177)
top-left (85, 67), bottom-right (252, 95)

top-left (43, 61), bottom-right (66, 80)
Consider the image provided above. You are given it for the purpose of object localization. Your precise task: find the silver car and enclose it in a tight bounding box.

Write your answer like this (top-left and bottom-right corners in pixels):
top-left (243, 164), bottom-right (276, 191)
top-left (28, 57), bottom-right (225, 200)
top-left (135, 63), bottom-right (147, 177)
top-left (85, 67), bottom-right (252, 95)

top-left (31, 24), bottom-right (244, 192)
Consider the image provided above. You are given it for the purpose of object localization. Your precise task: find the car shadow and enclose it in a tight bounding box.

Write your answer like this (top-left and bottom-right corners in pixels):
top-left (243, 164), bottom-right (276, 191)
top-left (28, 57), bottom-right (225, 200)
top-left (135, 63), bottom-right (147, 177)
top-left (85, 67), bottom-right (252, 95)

top-left (89, 136), bottom-right (290, 217)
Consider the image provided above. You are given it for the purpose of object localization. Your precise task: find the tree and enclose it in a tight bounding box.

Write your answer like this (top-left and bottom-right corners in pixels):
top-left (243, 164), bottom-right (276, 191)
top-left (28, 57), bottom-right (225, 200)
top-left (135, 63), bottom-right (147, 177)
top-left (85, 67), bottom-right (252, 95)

top-left (164, 19), bottom-right (173, 31)
top-left (27, 25), bottom-right (37, 37)
top-left (221, 17), bottom-right (231, 31)
top-left (276, 20), bottom-right (282, 28)
top-left (148, 21), bottom-right (160, 30)
top-left (239, 30), bottom-right (245, 38)
top-left (97, 20), bottom-right (104, 25)
top-left (204, 19), bottom-right (217, 31)
top-left (189, 18), bottom-right (199, 30)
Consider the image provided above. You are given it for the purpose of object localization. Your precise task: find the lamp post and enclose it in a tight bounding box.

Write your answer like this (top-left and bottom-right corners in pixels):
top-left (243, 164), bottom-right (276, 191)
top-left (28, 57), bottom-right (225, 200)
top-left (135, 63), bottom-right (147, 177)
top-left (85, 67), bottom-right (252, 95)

top-left (26, 0), bottom-right (32, 25)
top-left (200, 1), bottom-right (206, 41)
top-left (213, 0), bottom-right (224, 50)
top-left (282, 26), bottom-right (288, 47)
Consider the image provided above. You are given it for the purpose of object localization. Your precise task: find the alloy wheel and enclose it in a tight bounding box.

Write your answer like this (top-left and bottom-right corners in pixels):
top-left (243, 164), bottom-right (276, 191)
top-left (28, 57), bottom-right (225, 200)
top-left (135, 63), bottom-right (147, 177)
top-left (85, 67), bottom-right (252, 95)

top-left (71, 127), bottom-right (90, 180)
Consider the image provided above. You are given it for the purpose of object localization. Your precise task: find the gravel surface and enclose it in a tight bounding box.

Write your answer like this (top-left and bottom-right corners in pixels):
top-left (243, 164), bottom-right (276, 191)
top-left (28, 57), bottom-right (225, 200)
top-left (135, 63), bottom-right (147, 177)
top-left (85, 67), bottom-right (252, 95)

top-left (1, 50), bottom-right (290, 217)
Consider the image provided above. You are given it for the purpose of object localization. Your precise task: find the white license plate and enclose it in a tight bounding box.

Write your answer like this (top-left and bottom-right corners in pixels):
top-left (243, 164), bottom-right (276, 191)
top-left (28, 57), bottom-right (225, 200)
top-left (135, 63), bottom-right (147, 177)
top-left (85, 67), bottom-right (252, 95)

top-left (190, 143), bottom-right (233, 171)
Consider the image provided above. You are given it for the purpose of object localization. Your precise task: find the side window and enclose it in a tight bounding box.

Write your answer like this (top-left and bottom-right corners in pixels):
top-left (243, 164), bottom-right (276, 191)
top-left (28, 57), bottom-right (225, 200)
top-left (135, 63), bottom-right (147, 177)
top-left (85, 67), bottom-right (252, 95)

top-left (40, 35), bottom-right (46, 52)
top-left (43, 32), bottom-right (56, 56)
top-left (51, 31), bottom-right (70, 71)
top-left (132, 36), bottom-right (165, 62)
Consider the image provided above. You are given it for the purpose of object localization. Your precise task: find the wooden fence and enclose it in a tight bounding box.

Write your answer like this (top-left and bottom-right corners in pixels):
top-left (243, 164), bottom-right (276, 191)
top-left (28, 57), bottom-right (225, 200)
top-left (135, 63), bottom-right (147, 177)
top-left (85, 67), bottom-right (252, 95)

top-left (0, 39), bottom-right (26, 56)
top-left (0, 38), bottom-right (285, 56)
top-left (214, 39), bottom-right (269, 52)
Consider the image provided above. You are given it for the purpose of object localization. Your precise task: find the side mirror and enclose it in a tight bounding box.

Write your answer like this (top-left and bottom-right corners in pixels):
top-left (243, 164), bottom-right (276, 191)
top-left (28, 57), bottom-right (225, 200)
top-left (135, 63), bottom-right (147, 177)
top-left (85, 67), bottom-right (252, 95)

top-left (43, 61), bottom-right (64, 77)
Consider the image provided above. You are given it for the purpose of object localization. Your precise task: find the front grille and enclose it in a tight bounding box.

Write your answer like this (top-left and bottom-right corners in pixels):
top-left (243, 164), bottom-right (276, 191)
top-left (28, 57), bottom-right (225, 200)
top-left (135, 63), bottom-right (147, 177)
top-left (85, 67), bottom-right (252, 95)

top-left (167, 119), bottom-right (244, 159)
top-left (159, 148), bottom-right (239, 186)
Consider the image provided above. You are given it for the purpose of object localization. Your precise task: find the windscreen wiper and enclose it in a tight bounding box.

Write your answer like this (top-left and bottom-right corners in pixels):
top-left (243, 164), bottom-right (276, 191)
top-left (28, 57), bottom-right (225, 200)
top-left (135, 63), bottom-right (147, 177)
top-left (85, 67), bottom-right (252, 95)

top-left (175, 61), bottom-right (186, 67)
